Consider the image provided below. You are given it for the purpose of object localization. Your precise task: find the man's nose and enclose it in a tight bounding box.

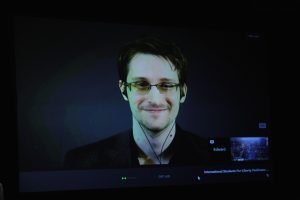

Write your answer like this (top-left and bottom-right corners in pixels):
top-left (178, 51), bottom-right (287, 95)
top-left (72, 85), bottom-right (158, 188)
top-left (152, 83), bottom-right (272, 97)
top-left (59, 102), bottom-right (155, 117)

top-left (147, 86), bottom-right (163, 104)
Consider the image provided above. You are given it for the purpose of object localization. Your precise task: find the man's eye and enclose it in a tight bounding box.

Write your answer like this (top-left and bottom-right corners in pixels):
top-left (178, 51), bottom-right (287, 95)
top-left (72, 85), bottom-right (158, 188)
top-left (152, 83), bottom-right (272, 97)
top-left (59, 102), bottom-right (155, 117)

top-left (159, 83), bottom-right (174, 88)
top-left (135, 82), bottom-right (149, 88)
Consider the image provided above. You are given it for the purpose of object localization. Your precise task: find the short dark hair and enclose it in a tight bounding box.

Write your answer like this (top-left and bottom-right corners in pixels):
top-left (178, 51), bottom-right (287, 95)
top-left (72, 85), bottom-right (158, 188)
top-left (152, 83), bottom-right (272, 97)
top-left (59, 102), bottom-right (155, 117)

top-left (117, 37), bottom-right (187, 85)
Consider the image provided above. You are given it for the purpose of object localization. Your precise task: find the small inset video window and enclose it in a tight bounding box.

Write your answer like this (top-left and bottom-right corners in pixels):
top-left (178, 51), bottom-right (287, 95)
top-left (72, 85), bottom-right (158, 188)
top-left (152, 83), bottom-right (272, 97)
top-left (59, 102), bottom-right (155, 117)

top-left (230, 137), bottom-right (269, 161)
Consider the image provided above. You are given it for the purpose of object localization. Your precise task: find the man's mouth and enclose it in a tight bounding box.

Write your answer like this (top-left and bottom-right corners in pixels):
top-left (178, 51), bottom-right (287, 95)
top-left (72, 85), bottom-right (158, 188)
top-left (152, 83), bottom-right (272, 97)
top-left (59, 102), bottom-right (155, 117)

top-left (143, 108), bottom-right (168, 112)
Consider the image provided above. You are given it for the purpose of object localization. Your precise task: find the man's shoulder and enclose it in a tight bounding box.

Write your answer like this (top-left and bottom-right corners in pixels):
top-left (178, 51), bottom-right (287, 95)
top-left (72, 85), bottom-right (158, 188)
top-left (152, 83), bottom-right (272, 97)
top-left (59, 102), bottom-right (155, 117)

top-left (176, 127), bottom-right (211, 155)
top-left (171, 127), bottom-right (213, 165)
top-left (64, 130), bottom-right (132, 169)
top-left (177, 127), bottom-right (208, 145)
top-left (67, 130), bottom-right (131, 155)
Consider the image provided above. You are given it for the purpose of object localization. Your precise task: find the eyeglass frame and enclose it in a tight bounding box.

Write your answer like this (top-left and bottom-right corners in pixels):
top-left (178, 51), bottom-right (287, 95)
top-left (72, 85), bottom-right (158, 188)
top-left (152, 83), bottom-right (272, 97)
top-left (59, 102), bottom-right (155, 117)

top-left (124, 81), bottom-right (181, 95)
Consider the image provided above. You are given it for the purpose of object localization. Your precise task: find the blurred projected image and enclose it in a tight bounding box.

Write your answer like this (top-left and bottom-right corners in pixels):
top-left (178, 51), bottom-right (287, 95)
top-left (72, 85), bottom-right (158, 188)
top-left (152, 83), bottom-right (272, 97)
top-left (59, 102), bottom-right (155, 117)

top-left (230, 137), bottom-right (269, 161)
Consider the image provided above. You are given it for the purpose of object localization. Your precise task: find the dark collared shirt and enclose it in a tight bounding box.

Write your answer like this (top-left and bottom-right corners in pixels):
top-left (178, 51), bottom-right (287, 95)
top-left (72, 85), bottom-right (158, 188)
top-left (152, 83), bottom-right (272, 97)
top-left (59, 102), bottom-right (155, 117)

top-left (64, 125), bottom-right (212, 169)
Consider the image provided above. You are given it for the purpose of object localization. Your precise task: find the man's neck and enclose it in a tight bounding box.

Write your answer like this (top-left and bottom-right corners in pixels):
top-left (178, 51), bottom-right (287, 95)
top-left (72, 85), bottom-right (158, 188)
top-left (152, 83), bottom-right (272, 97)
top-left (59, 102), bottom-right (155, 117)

top-left (132, 118), bottom-right (176, 162)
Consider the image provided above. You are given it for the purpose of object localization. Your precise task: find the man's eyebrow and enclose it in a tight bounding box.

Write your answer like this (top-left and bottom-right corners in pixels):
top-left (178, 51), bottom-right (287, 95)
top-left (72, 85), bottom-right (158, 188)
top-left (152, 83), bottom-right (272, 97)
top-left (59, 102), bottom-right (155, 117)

top-left (130, 77), bottom-right (148, 81)
top-left (159, 78), bottom-right (177, 82)
top-left (130, 77), bottom-right (177, 82)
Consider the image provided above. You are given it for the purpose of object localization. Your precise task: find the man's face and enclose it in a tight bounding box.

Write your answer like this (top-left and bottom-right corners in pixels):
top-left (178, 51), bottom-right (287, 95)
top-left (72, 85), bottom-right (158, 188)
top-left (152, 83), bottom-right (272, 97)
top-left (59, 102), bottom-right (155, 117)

top-left (121, 53), bottom-right (186, 132)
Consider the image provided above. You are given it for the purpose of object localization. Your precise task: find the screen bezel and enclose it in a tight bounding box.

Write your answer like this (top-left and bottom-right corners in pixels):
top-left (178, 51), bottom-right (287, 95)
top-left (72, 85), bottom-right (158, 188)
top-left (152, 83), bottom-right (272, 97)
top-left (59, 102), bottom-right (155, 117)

top-left (5, 11), bottom-right (278, 199)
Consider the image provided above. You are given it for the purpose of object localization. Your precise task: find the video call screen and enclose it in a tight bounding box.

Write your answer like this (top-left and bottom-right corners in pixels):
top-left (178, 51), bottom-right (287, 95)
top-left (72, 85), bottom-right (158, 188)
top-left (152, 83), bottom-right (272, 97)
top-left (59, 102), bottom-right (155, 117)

top-left (14, 15), bottom-right (273, 192)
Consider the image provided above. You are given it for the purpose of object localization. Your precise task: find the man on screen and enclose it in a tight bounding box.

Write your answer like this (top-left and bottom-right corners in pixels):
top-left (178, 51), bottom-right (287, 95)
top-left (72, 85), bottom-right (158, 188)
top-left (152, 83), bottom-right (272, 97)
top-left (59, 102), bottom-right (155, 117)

top-left (64, 37), bottom-right (211, 168)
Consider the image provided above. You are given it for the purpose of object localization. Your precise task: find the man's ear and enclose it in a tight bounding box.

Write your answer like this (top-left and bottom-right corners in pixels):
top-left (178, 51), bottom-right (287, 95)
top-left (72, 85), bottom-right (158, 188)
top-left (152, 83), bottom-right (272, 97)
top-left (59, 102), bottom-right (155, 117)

top-left (180, 84), bottom-right (187, 103)
top-left (119, 80), bottom-right (128, 101)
